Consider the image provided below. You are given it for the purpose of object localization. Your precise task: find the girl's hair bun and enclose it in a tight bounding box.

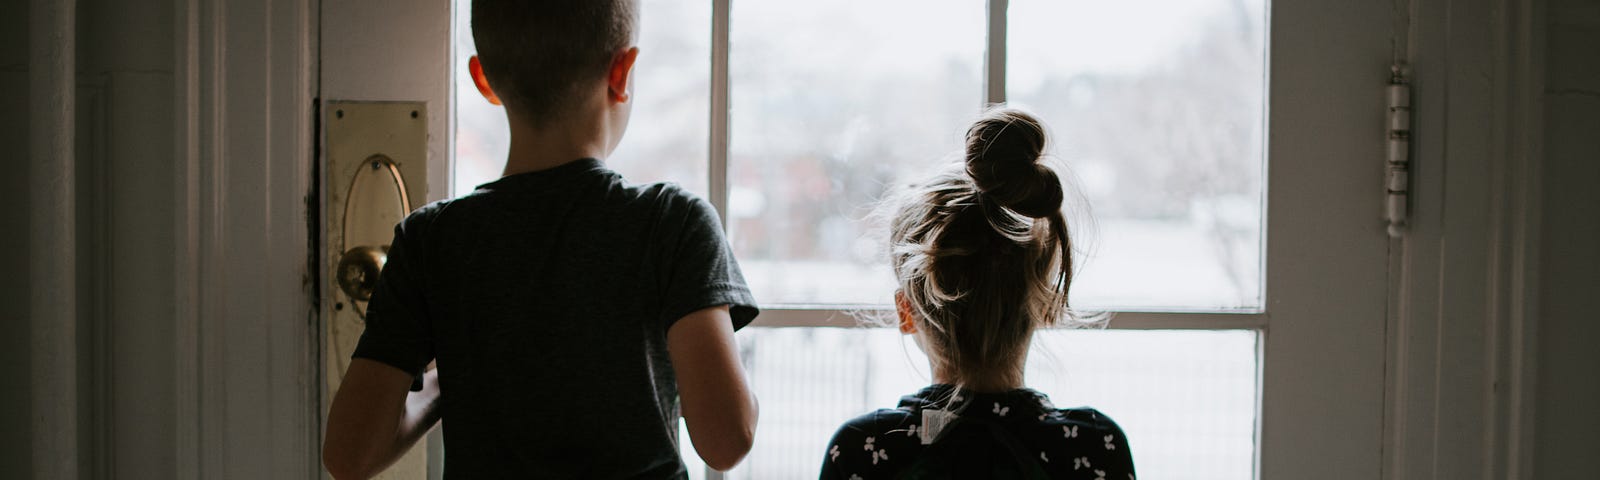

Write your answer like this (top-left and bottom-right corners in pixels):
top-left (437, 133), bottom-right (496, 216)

top-left (963, 108), bottom-right (1063, 219)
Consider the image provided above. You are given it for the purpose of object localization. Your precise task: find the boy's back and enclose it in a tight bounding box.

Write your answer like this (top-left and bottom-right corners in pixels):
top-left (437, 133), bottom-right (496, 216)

top-left (324, 3), bottom-right (761, 478)
top-left (354, 159), bottom-right (758, 477)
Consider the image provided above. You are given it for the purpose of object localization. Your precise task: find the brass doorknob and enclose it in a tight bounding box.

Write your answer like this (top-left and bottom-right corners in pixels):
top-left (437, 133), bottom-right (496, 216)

top-left (336, 245), bottom-right (388, 301)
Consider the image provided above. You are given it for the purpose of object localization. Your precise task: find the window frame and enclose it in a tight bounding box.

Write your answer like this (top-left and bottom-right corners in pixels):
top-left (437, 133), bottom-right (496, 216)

top-left (702, 1), bottom-right (1277, 473)
top-left (444, 1), bottom-right (1394, 479)
top-left (708, 0), bottom-right (1269, 330)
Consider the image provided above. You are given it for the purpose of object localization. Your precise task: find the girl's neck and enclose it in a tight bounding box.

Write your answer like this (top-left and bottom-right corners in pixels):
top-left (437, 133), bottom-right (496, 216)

top-left (931, 364), bottom-right (1025, 393)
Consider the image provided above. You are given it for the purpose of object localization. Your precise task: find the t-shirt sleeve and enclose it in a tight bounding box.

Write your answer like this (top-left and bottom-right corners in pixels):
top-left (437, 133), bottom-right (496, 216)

top-left (351, 218), bottom-right (435, 388)
top-left (658, 195), bottom-right (760, 330)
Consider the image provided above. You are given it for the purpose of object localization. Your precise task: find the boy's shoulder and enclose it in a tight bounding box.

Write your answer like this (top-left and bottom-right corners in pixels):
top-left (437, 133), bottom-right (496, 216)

top-left (397, 173), bottom-right (719, 242)
top-left (394, 197), bottom-right (458, 235)
top-left (626, 180), bottom-right (711, 209)
top-left (614, 180), bottom-right (722, 227)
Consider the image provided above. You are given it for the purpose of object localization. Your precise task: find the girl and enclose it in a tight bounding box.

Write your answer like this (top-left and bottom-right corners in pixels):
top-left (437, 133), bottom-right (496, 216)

top-left (819, 108), bottom-right (1135, 480)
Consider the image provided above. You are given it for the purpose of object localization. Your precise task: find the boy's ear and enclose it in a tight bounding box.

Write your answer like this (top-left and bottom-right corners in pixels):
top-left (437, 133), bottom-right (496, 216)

top-left (895, 290), bottom-right (918, 335)
top-left (607, 47), bottom-right (640, 104)
top-left (468, 55), bottom-right (502, 106)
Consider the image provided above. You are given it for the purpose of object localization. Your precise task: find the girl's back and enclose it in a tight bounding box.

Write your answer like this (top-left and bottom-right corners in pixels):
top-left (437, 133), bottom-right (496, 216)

top-left (820, 107), bottom-right (1135, 479)
top-left (822, 385), bottom-right (1133, 480)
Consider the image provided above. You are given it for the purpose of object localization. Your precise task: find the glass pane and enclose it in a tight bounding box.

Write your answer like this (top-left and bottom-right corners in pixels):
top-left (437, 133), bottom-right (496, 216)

top-left (728, 0), bottom-right (985, 306)
top-left (1008, 0), bottom-right (1268, 310)
top-left (452, 0), bottom-right (710, 197)
top-left (722, 328), bottom-right (1258, 480)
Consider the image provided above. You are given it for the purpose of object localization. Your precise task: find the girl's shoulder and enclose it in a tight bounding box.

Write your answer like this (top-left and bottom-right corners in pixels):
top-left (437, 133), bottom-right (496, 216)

top-left (1043, 406), bottom-right (1126, 433)
top-left (1021, 406), bottom-right (1136, 478)
top-left (1028, 406), bottom-right (1132, 449)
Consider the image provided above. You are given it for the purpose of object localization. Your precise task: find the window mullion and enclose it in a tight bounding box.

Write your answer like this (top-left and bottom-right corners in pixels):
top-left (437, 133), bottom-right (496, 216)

top-left (709, 0), bottom-right (732, 229)
top-left (704, 6), bottom-right (734, 479)
top-left (984, 0), bottom-right (1008, 105)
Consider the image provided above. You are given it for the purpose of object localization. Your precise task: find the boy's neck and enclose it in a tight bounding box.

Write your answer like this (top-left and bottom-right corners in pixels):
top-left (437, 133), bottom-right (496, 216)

top-left (501, 106), bottom-right (615, 177)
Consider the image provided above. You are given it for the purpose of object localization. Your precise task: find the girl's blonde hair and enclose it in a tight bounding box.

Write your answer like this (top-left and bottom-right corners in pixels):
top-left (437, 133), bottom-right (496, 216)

top-left (889, 107), bottom-right (1074, 388)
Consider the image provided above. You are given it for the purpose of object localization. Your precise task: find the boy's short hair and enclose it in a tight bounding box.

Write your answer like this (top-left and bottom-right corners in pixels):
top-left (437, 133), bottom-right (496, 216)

top-left (472, 0), bottom-right (638, 125)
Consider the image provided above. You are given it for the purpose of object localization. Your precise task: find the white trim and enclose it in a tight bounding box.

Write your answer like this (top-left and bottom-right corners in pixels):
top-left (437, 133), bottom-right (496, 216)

top-left (699, 25), bottom-right (740, 471)
top-left (172, 0), bottom-right (320, 477)
top-left (79, 74), bottom-right (112, 480)
top-left (1502, 1), bottom-right (1544, 476)
top-left (29, 0), bottom-right (79, 477)
top-left (171, 0), bottom-right (203, 478)
top-left (454, 2), bottom-right (1396, 478)
top-left (194, 0), bottom-right (229, 475)
top-left (320, 0), bottom-right (453, 478)
top-left (983, 0), bottom-right (1007, 105)
top-left (1381, 0), bottom-right (1546, 477)
top-left (751, 308), bottom-right (1268, 330)
top-left (708, 0), bottom-right (731, 227)
top-left (705, 5), bottom-right (732, 478)
top-left (1258, 0), bottom-right (1392, 477)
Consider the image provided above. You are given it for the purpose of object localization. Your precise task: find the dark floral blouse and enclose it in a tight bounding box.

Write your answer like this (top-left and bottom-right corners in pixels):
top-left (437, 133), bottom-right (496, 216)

top-left (820, 384), bottom-right (1135, 480)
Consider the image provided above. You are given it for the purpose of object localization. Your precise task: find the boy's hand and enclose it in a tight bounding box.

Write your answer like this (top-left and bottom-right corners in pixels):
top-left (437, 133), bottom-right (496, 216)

top-left (668, 306), bottom-right (759, 471)
top-left (323, 359), bottom-right (441, 480)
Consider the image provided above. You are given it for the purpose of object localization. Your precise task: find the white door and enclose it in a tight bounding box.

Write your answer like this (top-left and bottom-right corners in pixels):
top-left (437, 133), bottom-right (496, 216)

top-left (332, 0), bottom-right (1392, 478)
top-left (319, 0), bottom-right (453, 479)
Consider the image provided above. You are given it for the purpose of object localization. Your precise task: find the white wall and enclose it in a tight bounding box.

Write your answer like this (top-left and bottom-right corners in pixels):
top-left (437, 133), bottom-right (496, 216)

top-left (9, 0), bottom-right (317, 478)
top-left (4, 0), bottom-right (186, 477)
top-left (77, 0), bottom-right (180, 477)
top-left (1535, 0), bottom-right (1600, 477)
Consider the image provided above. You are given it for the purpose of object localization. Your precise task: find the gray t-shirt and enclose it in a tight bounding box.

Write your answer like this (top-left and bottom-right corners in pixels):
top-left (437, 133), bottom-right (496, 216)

top-left (353, 158), bottom-right (759, 479)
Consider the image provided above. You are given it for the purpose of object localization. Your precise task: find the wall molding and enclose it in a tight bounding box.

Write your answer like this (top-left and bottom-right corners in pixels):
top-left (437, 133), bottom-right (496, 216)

top-left (28, 0), bottom-right (80, 477)
top-left (1382, 0), bottom-right (1545, 478)
top-left (77, 75), bottom-right (112, 480)
top-left (173, 0), bottom-right (320, 478)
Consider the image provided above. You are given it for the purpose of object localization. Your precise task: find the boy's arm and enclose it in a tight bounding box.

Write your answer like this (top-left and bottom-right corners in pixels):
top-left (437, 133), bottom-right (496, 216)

top-left (323, 359), bottom-right (441, 480)
top-left (668, 305), bottom-right (759, 471)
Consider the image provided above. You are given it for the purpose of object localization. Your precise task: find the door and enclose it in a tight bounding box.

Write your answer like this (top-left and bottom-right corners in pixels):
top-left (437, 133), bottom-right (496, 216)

top-left (319, 0), bottom-right (453, 479)
top-left (325, 0), bottom-right (1392, 478)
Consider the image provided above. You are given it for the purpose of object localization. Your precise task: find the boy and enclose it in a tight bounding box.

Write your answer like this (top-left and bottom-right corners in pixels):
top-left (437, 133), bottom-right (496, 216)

top-left (322, 1), bottom-right (760, 478)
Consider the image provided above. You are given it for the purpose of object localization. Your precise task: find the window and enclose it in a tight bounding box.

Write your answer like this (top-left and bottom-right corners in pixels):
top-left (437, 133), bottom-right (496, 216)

top-left (454, 0), bottom-right (1266, 478)
top-left (727, 0), bottom-right (983, 306)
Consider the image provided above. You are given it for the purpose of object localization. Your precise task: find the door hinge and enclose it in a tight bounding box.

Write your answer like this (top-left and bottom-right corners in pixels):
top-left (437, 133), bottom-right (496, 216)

top-left (1386, 64), bottom-right (1412, 238)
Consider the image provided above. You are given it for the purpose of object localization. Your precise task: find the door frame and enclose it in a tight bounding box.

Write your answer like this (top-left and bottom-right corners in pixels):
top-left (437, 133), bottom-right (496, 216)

top-left (147, 0), bottom-right (1551, 478)
top-left (170, 0), bottom-right (321, 478)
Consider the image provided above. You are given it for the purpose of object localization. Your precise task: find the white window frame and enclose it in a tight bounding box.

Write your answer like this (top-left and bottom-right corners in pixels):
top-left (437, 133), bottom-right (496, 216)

top-left (443, 1), bottom-right (1391, 478)
top-left (705, 0), bottom-right (1269, 331)
top-left (685, 1), bottom-right (1390, 479)
top-left (698, 1), bottom-right (1275, 477)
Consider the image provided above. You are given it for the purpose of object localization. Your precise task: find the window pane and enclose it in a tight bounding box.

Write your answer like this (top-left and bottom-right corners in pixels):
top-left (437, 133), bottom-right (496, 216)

top-left (1009, 0), bottom-right (1268, 310)
top-left (719, 328), bottom-right (1257, 479)
top-left (452, 0), bottom-right (710, 197)
top-left (728, 0), bottom-right (985, 306)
